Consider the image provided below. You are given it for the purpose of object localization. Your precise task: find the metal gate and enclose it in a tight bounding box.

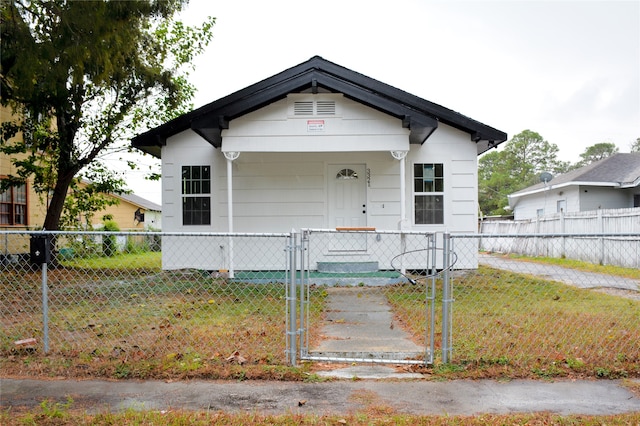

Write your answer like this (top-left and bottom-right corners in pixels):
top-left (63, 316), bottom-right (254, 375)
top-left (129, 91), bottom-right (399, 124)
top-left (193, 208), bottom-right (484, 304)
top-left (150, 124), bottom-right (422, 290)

top-left (286, 229), bottom-right (447, 365)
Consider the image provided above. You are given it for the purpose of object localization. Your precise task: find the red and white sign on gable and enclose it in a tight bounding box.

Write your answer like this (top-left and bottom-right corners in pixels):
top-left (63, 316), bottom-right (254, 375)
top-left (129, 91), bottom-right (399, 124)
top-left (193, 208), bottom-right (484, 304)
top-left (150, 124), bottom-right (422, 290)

top-left (307, 119), bottom-right (325, 132)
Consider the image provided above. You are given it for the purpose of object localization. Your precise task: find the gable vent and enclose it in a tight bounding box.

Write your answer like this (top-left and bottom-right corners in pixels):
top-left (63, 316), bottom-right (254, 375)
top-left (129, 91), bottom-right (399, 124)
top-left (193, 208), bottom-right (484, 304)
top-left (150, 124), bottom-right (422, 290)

top-left (294, 101), bottom-right (313, 115)
top-left (316, 100), bottom-right (336, 115)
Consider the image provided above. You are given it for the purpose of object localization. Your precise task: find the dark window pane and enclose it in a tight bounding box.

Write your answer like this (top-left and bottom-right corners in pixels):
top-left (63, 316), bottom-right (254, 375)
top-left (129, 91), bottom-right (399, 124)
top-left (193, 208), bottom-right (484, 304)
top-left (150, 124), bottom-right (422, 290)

top-left (182, 196), bottom-right (211, 226)
top-left (0, 203), bottom-right (9, 224)
top-left (15, 204), bottom-right (26, 225)
top-left (16, 185), bottom-right (26, 203)
top-left (414, 164), bottom-right (423, 177)
top-left (414, 163), bottom-right (444, 194)
top-left (414, 195), bottom-right (444, 224)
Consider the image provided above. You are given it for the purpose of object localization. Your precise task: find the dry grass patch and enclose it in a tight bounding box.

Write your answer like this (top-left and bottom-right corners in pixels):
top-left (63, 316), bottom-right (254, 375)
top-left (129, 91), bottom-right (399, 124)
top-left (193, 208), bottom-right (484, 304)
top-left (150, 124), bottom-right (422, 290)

top-left (2, 405), bottom-right (640, 426)
top-left (2, 262), bottom-right (639, 381)
top-left (1, 269), bottom-right (327, 380)
top-left (386, 266), bottom-right (640, 379)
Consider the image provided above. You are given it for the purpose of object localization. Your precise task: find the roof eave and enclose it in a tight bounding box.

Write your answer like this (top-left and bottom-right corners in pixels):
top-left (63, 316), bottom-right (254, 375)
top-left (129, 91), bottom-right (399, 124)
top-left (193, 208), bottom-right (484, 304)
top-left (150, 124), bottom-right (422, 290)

top-left (131, 56), bottom-right (507, 157)
top-left (510, 181), bottom-right (623, 199)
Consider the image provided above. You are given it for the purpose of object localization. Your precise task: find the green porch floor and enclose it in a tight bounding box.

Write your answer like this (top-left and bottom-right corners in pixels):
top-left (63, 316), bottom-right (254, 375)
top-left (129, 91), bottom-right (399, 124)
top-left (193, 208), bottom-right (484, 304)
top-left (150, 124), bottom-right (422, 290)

top-left (232, 270), bottom-right (403, 281)
top-left (233, 271), bottom-right (406, 285)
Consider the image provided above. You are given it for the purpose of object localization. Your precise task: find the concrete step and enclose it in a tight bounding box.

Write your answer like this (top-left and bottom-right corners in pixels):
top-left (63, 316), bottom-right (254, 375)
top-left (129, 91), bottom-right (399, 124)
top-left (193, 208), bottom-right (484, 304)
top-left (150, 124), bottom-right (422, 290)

top-left (317, 261), bottom-right (379, 273)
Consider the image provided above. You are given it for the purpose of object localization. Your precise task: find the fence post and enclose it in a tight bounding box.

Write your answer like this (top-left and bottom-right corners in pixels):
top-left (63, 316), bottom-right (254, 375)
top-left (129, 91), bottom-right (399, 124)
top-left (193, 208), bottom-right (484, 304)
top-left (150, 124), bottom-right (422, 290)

top-left (41, 261), bottom-right (50, 354)
top-left (298, 230), bottom-right (306, 358)
top-left (428, 233), bottom-right (437, 365)
top-left (400, 231), bottom-right (406, 274)
top-left (287, 230), bottom-right (298, 365)
top-left (441, 232), bottom-right (452, 364)
top-left (598, 209), bottom-right (604, 265)
top-left (560, 211), bottom-right (566, 258)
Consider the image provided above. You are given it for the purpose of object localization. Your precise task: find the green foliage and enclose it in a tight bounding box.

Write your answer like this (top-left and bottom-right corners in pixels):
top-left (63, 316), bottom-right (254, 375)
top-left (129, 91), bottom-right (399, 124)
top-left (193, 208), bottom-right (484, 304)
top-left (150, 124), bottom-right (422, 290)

top-left (59, 176), bottom-right (127, 230)
top-left (39, 396), bottom-right (73, 419)
top-left (574, 142), bottom-right (619, 168)
top-left (102, 218), bottom-right (120, 257)
top-left (0, 0), bottom-right (215, 230)
top-left (66, 236), bottom-right (101, 259)
top-left (631, 137), bottom-right (640, 153)
top-left (478, 129), bottom-right (569, 216)
top-left (60, 250), bottom-right (161, 269)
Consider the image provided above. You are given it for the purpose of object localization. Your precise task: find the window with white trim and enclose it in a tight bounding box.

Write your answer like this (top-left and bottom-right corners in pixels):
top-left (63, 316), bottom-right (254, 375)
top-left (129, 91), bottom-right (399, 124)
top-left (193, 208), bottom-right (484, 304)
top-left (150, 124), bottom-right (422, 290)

top-left (413, 163), bottom-right (444, 225)
top-left (182, 165), bottom-right (211, 225)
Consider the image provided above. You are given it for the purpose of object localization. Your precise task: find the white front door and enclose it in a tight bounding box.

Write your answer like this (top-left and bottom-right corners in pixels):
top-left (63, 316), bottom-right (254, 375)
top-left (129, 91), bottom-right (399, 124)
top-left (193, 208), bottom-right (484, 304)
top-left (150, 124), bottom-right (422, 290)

top-left (328, 164), bottom-right (367, 251)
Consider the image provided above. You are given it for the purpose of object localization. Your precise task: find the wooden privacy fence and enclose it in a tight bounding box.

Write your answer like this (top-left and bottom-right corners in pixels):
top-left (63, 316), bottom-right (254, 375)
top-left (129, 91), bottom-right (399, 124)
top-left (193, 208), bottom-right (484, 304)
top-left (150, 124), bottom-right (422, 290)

top-left (479, 207), bottom-right (640, 268)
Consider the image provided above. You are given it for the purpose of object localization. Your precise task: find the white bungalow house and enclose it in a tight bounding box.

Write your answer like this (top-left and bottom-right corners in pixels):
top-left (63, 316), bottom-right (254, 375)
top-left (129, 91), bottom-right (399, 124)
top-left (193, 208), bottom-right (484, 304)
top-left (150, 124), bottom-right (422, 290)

top-left (508, 153), bottom-right (640, 220)
top-left (132, 56), bottom-right (507, 271)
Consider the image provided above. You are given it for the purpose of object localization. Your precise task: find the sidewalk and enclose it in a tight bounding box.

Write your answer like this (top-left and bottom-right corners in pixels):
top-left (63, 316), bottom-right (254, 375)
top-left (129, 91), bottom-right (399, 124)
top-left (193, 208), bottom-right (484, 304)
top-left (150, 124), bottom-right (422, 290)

top-left (2, 377), bottom-right (639, 416)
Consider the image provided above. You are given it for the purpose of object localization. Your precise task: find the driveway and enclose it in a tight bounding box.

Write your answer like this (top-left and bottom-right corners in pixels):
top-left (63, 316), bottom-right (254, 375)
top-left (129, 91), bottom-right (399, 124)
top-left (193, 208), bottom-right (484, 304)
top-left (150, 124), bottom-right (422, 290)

top-left (479, 253), bottom-right (640, 299)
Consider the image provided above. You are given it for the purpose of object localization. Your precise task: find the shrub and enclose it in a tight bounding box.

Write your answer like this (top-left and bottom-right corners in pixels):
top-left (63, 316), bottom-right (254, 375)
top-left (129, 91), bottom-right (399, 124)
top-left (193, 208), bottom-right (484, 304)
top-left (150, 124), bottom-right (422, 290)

top-left (102, 217), bottom-right (120, 257)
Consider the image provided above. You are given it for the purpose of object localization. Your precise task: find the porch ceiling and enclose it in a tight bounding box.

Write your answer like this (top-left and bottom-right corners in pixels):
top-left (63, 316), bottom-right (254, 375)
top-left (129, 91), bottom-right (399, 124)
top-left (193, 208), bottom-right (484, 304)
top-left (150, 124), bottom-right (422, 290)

top-left (221, 134), bottom-right (410, 153)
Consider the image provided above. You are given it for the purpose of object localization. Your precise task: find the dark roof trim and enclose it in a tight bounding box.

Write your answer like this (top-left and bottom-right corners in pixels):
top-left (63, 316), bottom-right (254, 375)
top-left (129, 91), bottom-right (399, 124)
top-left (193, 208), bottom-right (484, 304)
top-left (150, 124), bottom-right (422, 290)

top-left (132, 56), bottom-right (507, 157)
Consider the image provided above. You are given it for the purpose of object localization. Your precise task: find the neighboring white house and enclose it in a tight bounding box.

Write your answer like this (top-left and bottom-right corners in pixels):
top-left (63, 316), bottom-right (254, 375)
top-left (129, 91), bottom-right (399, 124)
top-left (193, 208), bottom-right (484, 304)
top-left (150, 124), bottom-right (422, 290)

top-left (115, 192), bottom-right (163, 231)
top-left (508, 153), bottom-right (640, 220)
top-left (132, 56), bottom-right (507, 270)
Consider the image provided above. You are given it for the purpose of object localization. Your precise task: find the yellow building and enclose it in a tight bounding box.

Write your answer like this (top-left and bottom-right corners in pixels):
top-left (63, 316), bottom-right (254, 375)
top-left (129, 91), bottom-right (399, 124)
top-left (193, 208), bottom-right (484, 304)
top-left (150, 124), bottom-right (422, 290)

top-left (1, 105), bottom-right (161, 231)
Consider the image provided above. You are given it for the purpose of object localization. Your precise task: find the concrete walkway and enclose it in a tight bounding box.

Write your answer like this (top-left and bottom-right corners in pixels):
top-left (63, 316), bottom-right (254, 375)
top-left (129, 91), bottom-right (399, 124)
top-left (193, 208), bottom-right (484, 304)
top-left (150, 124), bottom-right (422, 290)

top-left (308, 287), bottom-right (425, 363)
top-left (2, 377), bottom-right (640, 416)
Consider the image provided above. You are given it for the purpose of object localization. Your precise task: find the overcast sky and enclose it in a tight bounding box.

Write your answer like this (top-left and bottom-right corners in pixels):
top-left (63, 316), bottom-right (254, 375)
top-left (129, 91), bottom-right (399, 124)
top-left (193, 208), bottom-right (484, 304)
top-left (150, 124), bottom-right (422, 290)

top-left (125, 0), bottom-right (640, 204)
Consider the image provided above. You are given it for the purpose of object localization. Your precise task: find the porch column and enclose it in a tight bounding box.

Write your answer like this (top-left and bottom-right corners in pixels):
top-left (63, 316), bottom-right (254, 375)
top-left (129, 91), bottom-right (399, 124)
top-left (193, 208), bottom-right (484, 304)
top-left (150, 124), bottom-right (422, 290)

top-left (224, 151), bottom-right (240, 278)
top-left (391, 150), bottom-right (409, 228)
top-left (391, 150), bottom-right (409, 275)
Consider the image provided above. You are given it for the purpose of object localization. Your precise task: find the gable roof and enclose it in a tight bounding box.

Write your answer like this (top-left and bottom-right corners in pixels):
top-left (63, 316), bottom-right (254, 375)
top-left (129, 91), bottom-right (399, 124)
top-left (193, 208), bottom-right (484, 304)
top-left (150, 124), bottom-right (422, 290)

top-left (116, 192), bottom-right (161, 212)
top-left (509, 153), bottom-right (640, 200)
top-left (132, 56), bottom-right (507, 157)
top-left (78, 179), bottom-right (161, 211)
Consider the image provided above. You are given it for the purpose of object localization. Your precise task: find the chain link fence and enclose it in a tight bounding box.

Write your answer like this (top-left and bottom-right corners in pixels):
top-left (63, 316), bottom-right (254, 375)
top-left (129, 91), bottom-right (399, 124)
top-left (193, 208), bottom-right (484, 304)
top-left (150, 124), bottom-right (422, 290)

top-left (1, 229), bottom-right (639, 378)
top-left (298, 229), bottom-right (438, 364)
top-left (1, 231), bottom-right (297, 368)
top-left (449, 233), bottom-right (640, 377)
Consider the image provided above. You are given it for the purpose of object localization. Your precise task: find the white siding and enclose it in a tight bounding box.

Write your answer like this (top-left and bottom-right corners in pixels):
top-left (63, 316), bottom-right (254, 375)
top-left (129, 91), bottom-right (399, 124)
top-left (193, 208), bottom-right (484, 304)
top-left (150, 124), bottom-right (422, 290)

top-left (222, 94), bottom-right (409, 152)
top-left (406, 125), bottom-right (478, 234)
top-left (159, 95), bottom-right (480, 270)
top-left (579, 186), bottom-right (631, 211)
top-left (161, 131), bottom-right (218, 232)
top-left (144, 211), bottom-right (162, 230)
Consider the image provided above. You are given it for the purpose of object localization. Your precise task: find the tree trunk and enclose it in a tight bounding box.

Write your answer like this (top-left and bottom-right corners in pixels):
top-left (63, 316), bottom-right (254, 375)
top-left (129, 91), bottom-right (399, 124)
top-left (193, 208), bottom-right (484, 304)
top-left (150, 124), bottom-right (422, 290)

top-left (42, 170), bottom-right (76, 231)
